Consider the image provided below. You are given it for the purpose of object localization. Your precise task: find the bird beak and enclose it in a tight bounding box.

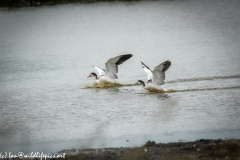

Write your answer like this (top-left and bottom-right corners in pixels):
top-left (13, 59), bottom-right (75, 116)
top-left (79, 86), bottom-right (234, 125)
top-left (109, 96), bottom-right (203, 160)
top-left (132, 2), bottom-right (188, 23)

top-left (87, 75), bottom-right (92, 78)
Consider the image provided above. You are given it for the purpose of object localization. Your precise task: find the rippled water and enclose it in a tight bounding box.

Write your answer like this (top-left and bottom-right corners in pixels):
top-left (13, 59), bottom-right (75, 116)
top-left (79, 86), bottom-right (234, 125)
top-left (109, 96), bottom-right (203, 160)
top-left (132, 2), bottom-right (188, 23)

top-left (0, 0), bottom-right (240, 154)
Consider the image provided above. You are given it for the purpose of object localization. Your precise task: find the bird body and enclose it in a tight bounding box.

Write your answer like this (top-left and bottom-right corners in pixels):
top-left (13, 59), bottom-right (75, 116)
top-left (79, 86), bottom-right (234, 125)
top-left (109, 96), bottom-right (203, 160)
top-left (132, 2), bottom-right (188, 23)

top-left (87, 54), bottom-right (133, 84)
top-left (138, 60), bottom-right (171, 92)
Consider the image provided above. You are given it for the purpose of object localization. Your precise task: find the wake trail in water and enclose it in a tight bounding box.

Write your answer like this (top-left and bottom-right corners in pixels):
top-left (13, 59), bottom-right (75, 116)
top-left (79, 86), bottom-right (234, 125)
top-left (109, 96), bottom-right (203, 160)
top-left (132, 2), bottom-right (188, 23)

top-left (124, 74), bottom-right (240, 86)
top-left (172, 85), bottom-right (240, 92)
top-left (167, 74), bottom-right (240, 83)
top-left (137, 85), bottom-right (240, 94)
top-left (84, 74), bottom-right (240, 90)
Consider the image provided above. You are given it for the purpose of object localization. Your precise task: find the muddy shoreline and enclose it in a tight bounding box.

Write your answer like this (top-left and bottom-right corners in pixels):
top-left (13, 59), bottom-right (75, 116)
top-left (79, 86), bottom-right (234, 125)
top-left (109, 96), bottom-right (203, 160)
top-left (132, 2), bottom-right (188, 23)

top-left (58, 139), bottom-right (240, 160)
top-left (0, 0), bottom-right (139, 8)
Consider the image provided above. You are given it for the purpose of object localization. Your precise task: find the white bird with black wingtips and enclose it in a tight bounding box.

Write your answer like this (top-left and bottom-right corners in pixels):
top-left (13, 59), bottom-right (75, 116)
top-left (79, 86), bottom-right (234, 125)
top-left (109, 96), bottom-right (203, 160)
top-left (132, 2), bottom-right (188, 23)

top-left (137, 60), bottom-right (171, 92)
top-left (87, 54), bottom-right (133, 84)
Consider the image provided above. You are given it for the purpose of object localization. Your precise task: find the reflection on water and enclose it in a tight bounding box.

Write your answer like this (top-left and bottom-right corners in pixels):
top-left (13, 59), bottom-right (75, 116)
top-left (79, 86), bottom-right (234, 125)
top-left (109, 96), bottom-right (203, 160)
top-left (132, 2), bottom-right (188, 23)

top-left (1, 0), bottom-right (240, 154)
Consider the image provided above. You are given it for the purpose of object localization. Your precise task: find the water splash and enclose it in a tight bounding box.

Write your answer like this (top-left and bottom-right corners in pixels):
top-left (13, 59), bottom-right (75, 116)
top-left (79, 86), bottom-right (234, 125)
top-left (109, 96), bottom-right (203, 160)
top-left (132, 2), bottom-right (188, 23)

top-left (137, 89), bottom-right (175, 94)
top-left (123, 83), bottom-right (139, 86)
top-left (85, 82), bottom-right (123, 88)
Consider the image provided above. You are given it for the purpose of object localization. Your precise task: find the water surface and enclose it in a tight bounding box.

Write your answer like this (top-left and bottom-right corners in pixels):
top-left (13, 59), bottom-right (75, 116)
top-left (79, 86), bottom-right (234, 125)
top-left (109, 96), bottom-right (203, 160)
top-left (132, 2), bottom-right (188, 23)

top-left (0, 0), bottom-right (240, 154)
